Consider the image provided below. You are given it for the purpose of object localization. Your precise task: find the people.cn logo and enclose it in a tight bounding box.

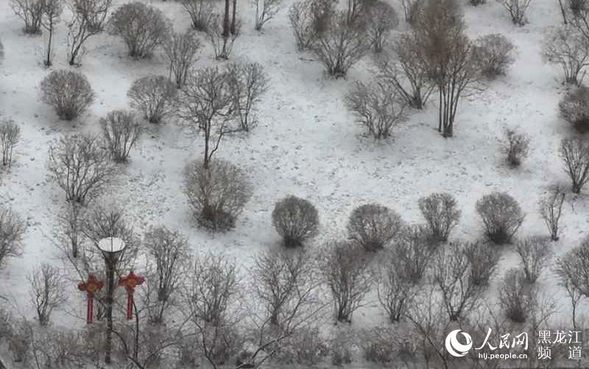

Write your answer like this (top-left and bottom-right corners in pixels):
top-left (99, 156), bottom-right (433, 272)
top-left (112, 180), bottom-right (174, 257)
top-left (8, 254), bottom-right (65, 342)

top-left (445, 329), bottom-right (473, 357)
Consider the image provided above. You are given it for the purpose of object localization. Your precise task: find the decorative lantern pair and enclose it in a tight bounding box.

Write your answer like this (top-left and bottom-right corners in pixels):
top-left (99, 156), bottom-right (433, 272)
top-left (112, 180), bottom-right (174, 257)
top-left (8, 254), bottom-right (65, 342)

top-left (78, 271), bottom-right (144, 323)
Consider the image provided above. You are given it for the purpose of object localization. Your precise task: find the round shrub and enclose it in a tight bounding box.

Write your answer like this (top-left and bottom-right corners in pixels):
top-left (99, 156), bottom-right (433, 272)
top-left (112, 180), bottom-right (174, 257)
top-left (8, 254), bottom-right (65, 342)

top-left (559, 86), bottom-right (589, 133)
top-left (474, 34), bottom-right (515, 78)
top-left (475, 192), bottom-right (525, 244)
top-left (347, 203), bottom-right (403, 252)
top-left (185, 159), bottom-right (252, 231)
top-left (40, 70), bottom-right (95, 120)
top-left (499, 268), bottom-right (535, 323)
top-left (418, 192), bottom-right (460, 242)
top-left (128, 75), bottom-right (177, 124)
top-left (272, 195), bottom-right (319, 247)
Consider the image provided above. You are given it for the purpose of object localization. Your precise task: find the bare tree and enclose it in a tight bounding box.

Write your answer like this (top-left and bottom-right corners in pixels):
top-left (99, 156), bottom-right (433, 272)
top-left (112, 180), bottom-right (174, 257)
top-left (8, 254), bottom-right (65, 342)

top-left (311, 12), bottom-right (369, 78)
top-left (366, 1), bottom-right (398, 53)
top-left (475, 192), bottom-right (525, 244)
top-left (11, 0), bottom-right (45, 34)
top-left (345, 80), bottom-right (407, 139)
top-left (57, 202), bottom-right (85, 258)
top-left (178, 67), bottom-right (236, 168)
top-left (0, 119), bottom-right (20, 167)
top-left (163, 31), bottom-right (201, 89)
top-left (182, 0), bottom-right (215, 31)
top-left (418, 192), bottom-right (460, 242)
top-left (539, 187), bottom-right (565, 241)
top-left (515, 236), bottom-right (551, 283)
top-left (107, 2), bottom-right (171, 59)
top-left (272, 196), bottom-right (319, 247)
top-left (28, 264), bottom-right (67, 326)
top-left (474, 33), bottom-right (515, 78)
top-left (502, 0), bottom-right (533, 26)
top-left (40, 69), bottom-right (95, 120)
top-left (392, 224), bottom-right (433, 284)
top-left (433, 241), bottom-right (482, 321)
top-left (226, 62), bottom-right (269, 132)
top-left (378, 32), bottom-right (434, 109)
top-left (41, 0), bottom-right (63, 67)
top-left (376, 250), bottom-right (416, 323)
top-left (255, 0), bottom-right (282, 30)
top-left (0, 208), bottom-right (26, 269)
top-left (144, 226), bottom-right (188, 324)
top-left (183, 254), bottom-right (241, 369)
top-left (66, 0), bottom-right (112, 66)
top-left (184, 159), bottom-right (253, 231)
top-left (502, 128), bottom-right (530, 167)
top-left (321, 241), bottom-right (371, 323)
top-left (253, 249), bottom-right (321, 329)
top-left (206, 13), bottom-right (240, 60)
top-left (100, 110), bottom-right (142, 163)
top-left (555, 252), bottom-right (586, 329)
top-left (544, 25), bottom-right (589, 85)
top-left (464, 241), bottom-right (499, 286)
top-left (499, 268), bottom-right (536, 322)
top-left (415, 0), bottom-right (482, 137)
top-left (47, 134), bottom-right (115, 204)
top-left (347, 203), bottom-right (403, 252)
top-left (128, 75), bottom-right (177, 124)
top-left (556, 238), bottom-right (589, 296)
top-left (560, 137), bottom-right (589, 193)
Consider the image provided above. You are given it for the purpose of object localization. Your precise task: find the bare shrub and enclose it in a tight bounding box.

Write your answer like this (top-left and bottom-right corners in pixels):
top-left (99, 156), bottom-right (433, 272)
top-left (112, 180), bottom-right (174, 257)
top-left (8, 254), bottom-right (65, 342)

top-left (502, 128), bottom-right (530, 167)
top-left (360, 327), bottom-right (397, 363)
top-left (253, 249), bottom-right (320, 329)
top-left (515, 236), bottom-right (551, 283)
top-left (377, 249), bottom-right (417, 322)
top-left (273, 326), bottom-right (329, 365)
top-left (464, 241), bottom-right (499, 286)
top-left (365, 1), bottom-right (399, 53)
top-left (392, 224), bottom-right (433, 284)
top-left (499, 268), bottom-right (536, 323)
top-left (378, 32), bottom-right (434, 109)
top-left (322, 241), bottom-right (371, 323)
top-left (28, 264), bottom-right (67, 326)
top-left (40, 70), bottom-right (95, 120)
top-left (107, 2), bottom-right (171, 58)
top-left (544, 25), bottom-right (589, 85)
top-left (400, 0), bottom-right (423, 24)
top-left (144, 226), bottom-right (189, 324)
top-left (57, 202), bottom-right (85, 258)
top-left (48, 134), bottom-right (115, 205)
top-left (475, 192), bottom-right (525, 244)
top-left (255, 0), bottom-right (282, 30)
top-left (226, 62), bottom-right (269, 132)
top-left (8, 319), bottom-right (32, 363)
top-left (206, 13), bottom-right (240, 60)
top-left (128, 75), bottom-right (177, 124)
top-left (502, 0), bottom-right (533, 26)
top-left (183, 254), bottom-right (241, 368)
top-left (560, 137), bottom-right (589, 193)
top-left (100, 110), bottom-right (142, 163)
top-left (179, 67), bottom-right (236, 167)
top-left (418, 192), bottom-right (460, 243)
top-left (272, 196), bottom-right (319, 247)
top-left (311, 12), bottom-right (369, 78)
top-left (433, 242), bottom-right (482, 321)
top-left (0, 208), bottom-right (26, 269)
top-left (557, 238), bottom-right (589, 297)
top-left (67, 0), bottom-right (113, 65)
top-left (0, 119), bottom-right (20, 167)
top-left (475, 34), bottom-right (515, 78)
top-left (182, 0), bottom-right (215, 31)
top-left (569, 0), bottom-right (589, 17)
top-left (559, 86), bottom-right (589, 132)
top-left (184, 158), bottom-right (252, 231)
top-left (539, 187), bottom-right (565, 241)
top-left (345, 80), bottom-right (407, 139)
top-left (289, 0), bottom-right (334, 51)
top-left (11, 0), bottom-right (44, 34)
top-left (163, 31), bottom-right (201, 89)
top-left (347, 203), bottom-right (403, 252)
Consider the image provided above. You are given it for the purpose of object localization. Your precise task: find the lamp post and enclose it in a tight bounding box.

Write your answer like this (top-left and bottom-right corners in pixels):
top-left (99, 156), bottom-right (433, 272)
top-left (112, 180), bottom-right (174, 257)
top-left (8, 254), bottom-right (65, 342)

top-left (97, 237), bottom-right (126, 364)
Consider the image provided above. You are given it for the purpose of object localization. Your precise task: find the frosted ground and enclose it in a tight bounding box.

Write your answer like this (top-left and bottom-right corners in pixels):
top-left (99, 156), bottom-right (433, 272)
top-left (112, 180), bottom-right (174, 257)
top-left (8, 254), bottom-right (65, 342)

top-left (0, 0), bottom-right (588, 363)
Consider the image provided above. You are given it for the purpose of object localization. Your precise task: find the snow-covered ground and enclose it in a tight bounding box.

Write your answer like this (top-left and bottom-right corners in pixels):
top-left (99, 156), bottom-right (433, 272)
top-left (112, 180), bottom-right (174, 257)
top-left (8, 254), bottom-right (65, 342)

top-left (0, 0), bottom-right (588, 358)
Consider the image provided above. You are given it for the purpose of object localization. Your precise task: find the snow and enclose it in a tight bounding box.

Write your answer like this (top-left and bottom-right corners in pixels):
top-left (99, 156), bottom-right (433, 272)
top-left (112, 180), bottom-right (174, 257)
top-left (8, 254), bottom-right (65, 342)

top-left (0, 0), bottom-right (587, 349)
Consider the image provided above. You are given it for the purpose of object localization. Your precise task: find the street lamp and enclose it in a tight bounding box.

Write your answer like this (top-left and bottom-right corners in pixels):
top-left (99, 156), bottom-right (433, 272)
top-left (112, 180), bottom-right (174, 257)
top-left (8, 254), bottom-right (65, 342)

top-left (97, 237), bottom-right (126, 364)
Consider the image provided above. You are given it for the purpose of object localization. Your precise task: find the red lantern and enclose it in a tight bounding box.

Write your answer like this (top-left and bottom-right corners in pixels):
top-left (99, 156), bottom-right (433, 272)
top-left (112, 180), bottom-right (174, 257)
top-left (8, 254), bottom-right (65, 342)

top-left (118, 271), bottom-right (145, 320)
top-left (78, 274), bottom-right (104, 324)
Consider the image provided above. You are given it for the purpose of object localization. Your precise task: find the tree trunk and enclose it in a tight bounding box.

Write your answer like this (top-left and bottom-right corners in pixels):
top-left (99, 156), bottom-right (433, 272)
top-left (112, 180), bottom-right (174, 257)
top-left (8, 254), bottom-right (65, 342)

top-left (231, 0), bottom-right (238, 35)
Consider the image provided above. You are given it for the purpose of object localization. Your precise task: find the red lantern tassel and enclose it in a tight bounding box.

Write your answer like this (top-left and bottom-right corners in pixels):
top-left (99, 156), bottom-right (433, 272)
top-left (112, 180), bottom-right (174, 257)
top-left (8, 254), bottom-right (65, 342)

top-left (127, 293), bottom-right (133, 320)
top-left (87, 296), bottom-right (93, 324)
